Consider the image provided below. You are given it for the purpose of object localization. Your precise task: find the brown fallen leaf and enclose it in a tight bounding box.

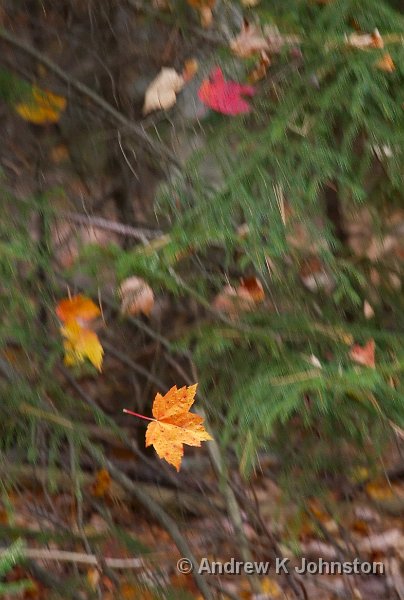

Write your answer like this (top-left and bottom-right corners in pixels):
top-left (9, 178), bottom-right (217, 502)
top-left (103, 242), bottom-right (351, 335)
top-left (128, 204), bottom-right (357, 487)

top-left (187, 0), bottom-right (215, 28)
top-left (213, 277), bottom-right (265, 318)
top-left (119, 276), bottom-right (154, 317)
top-left (238, 276), bottom-right (265, 302)
top-left (182, 58), bottom-right (199, 81)
top-left (351, 519), bottom-right (370, 535)
top-left (143, 68), bottom-right (185, 114)
top-left (90, 468), bottom-right (111, 497)
top-left (375, 52), bottom-right (395, 72)
top-left (230, 21), bottom-right (269, 58)
top-left (349, 338), bottom-right (376, 368)
top-left (50, 144), bottom-right (69, 164)
top-left (241, 0), bottom-right (261, 6)
top-left (260, 578), bottom-right (282, 598)
top-left (248, 50), bottom-right (271, 83)
top-left (366, 479), bottom-right (394, 501)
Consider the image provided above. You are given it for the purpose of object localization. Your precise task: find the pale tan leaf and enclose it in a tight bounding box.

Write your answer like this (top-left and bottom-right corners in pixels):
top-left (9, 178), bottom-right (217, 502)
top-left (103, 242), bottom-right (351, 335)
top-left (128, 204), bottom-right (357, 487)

top-left (346, 29), bottom-right (384, 49)
top-left (119, 276), bottom-right (154, 316)
top-left (364, 300), bottom-right (375, 319)
top-left (263, 25), bottom-right (301, 53)
top-left (143, 68), bottom-right (185, 114)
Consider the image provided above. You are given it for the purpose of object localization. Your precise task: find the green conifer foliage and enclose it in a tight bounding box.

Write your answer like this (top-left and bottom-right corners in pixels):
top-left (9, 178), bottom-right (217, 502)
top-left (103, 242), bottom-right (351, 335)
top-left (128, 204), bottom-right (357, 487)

top-left (116, 0), bottom-right (404, 487)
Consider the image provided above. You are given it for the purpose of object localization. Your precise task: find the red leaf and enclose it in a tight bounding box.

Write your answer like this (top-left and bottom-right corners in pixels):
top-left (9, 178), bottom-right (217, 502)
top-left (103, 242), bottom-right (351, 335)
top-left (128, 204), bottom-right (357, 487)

top-left (349, 339), bottom-right (376, 369)
top-left (198, 67), bottom-right (255, 115)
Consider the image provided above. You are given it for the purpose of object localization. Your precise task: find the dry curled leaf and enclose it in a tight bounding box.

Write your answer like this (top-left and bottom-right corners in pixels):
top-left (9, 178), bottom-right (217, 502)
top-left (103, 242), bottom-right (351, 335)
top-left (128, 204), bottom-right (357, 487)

top-left (241, 0), bottom-right (261, 6)
top-left (349, 338), bottom-right (376, 368)
top-left (346, 29), bottom-right (384, 50)
top-left (364, 300), bottom-right (375, 319)
top-left (238, 276), bottom-right (265, 302)
top-left (61, 319), bottom-right (103, 371)
top-left (56, 294), bottom-right (101, 324)
top-left (248, 51), bottom-right (271, 83)
top-left (15, 85), bottom-right (67, 125)
top-left (182, 58), bottom-right (199, 81)
top-left (134, 384), bottom-right (212, 471)
top-left (119, 276), bottom-right (154, 316)
top-left (143, 68), bottom-right (185, 114)
top-left (230, 21), bottom-right (269, 58)
top-left (213, 277), bottom-right (264, 318)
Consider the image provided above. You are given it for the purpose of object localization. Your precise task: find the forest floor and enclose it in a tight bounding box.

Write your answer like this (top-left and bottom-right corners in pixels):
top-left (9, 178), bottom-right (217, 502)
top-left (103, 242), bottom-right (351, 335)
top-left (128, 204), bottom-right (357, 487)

top-left (0, 2), bottom-right (403, 599)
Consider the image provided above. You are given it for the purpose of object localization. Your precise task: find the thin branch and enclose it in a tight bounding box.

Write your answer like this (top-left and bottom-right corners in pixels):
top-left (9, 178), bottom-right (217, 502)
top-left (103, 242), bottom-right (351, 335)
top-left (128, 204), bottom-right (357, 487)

top-left (0, 547), bottom-right (146, 569)
top-left (0, 27), bottom-right (179, 167)
top-left (59, 210), bottom-right (163, 242)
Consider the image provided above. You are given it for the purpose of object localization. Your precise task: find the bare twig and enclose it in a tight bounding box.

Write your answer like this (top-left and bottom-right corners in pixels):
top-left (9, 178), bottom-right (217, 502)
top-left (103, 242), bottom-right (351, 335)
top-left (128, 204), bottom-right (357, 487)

top-left (0, 547), bottom-right (146, 569)
top-left (0, 27), bottom-right (179, 167)
top-left (60, 210), bottom-right (163, 242)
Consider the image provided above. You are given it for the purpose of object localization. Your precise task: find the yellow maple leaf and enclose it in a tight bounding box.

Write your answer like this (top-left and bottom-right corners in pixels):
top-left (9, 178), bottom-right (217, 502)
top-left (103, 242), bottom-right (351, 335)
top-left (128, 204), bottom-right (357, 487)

top-left (15, 85), bottom-right (67, 125)
top-left (61, 319), bottom-right (103, 371)
top-left (56, 294), bottom-right (101, 324)
top-left (142, 384), bottom-right (212, 471)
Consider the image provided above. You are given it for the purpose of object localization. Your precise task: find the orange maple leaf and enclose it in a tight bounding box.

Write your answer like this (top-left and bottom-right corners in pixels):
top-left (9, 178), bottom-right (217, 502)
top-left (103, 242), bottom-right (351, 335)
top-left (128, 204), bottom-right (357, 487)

top-left (56, 294), bottom-right (101, 324)
top-left (61, 319), bottom-right (103, 371)
top-left (125, 384), bottom-right (212, 471)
